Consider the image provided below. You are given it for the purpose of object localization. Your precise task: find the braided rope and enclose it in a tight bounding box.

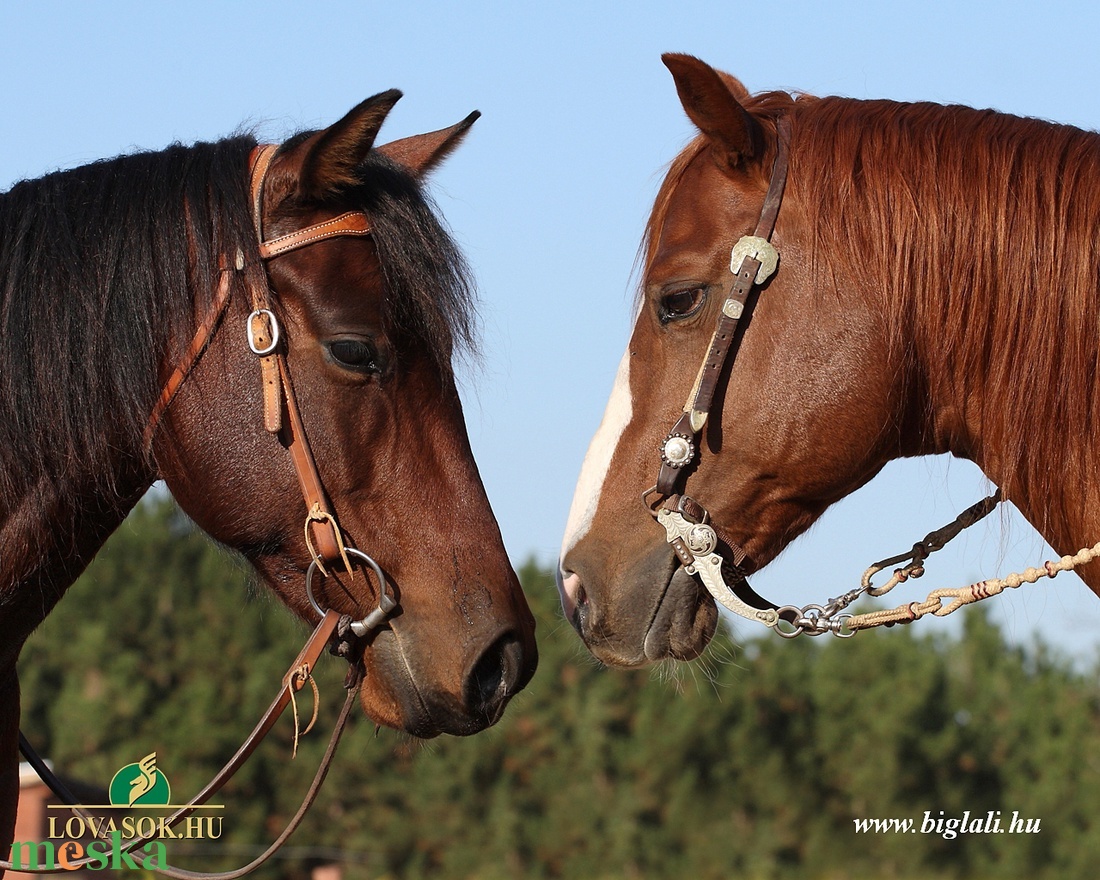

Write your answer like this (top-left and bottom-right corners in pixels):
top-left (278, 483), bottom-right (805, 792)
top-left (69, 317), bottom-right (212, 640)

top-left (848, 541), bottom-right (1100, 630)
top-left (776, 491), bottom-right (1100, 637)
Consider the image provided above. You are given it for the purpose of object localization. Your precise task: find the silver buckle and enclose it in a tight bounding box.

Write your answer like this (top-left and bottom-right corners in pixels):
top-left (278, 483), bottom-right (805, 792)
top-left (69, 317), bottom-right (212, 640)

top-left (247, 308), bottom-right (280, 356)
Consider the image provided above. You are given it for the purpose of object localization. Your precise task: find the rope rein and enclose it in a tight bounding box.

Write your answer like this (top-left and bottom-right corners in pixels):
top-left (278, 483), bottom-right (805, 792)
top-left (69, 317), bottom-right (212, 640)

top-left (774, 492), bottom-right (1100, 637)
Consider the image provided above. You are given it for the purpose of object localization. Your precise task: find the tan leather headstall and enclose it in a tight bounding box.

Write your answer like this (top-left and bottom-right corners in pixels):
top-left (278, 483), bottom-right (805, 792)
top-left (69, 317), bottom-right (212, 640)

top-left (146, 143), bottom-right (374, 576)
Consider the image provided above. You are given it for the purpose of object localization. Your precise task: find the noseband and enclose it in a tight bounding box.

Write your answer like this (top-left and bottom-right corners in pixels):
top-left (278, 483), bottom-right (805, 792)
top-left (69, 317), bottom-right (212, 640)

top-left (147, 143), bottom-right (396, 639)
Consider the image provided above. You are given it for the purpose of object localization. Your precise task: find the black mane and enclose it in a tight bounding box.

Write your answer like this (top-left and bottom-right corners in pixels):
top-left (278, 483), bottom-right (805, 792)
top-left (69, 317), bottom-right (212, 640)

top-left (346, 150), bottom-right (477, 371)
top-left (0, 137), bottom-right (256, 503)
top-left (0, 133), bottom-right (476, 506)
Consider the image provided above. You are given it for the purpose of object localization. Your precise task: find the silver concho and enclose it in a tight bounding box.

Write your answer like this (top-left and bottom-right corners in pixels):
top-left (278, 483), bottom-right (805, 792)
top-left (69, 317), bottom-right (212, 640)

top-left (730, 235), bottom-right (779, 285)
top-left (686, 523), bottom-right (718, 555)
top-left (661, 433), bottom-right (694, 468)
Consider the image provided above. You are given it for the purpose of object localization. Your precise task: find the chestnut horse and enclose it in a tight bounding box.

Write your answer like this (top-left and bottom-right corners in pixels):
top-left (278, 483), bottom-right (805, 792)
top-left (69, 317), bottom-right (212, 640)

top-left (560, 53), bottom-right (1100, 667)
top-left (0, 91), bottom-right (536, 847)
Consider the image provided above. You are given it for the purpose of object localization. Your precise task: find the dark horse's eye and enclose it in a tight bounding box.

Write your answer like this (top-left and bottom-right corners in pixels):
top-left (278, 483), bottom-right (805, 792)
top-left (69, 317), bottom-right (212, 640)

top-left (658, 286), bottom-right (707, 323)
top-left (326, 339), bottom-right (380, 373)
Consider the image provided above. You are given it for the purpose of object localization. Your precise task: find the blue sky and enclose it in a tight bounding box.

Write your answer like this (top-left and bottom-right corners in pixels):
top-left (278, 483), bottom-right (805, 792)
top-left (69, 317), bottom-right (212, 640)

top-left (4, 1), bottom-right (1100, 659)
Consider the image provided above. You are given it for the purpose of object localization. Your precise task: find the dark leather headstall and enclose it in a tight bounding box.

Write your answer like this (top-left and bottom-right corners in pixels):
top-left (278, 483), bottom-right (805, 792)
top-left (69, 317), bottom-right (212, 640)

top-left (646, 115), bottom-right (799, 631)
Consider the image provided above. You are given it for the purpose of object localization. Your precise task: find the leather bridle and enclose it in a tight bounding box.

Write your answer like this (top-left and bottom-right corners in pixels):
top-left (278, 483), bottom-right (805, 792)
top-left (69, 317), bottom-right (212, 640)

top-left (645, 115), bottom-right (804, 634)
top-left (11, 142), bottom-right (402, 877)
top-left (643, 116), bottom-right (1063, 640)
top-left (147, 142), bottom-right (396, 637)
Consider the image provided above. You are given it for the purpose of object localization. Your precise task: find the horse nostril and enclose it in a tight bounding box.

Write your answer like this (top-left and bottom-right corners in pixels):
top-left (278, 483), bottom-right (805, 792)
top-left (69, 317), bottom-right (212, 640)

top-left (466, 633), bottom-right (524, 712)
top-left (571, 588), bottom-right (590, 636)
top-left (558, 570), bottom-right (588, 623)
top-left (558, 571), bottom-right (590, 636)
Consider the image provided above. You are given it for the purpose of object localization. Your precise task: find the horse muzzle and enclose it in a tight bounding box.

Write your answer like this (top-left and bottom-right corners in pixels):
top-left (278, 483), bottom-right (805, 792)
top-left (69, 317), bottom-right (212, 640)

top-left (558, 541), bottom-right (718, 667)
top-left (359, 623), bottom-right (536, 738)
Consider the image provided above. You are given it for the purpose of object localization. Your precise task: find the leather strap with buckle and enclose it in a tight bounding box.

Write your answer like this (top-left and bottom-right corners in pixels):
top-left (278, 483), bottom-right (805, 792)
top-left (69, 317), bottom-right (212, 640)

top-left (145, 143), bottom-right (393, 628)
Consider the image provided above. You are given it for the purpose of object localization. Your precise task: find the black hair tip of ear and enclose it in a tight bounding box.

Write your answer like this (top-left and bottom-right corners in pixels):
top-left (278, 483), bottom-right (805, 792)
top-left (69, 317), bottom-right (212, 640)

top-left (371, 88), bottom-right (404, 108)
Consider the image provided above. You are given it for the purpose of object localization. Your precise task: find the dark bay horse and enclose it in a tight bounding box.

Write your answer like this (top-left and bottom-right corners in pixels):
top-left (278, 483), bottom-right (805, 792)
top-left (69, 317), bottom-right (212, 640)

top-left (560, 53), bottom-right (1100, 666)
top-left (0, 90), bottom-right (537, 843)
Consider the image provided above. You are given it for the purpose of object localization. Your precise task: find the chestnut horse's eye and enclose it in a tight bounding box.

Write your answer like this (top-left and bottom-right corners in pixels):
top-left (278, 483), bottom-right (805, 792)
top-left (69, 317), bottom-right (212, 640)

top-left (658, 286), bottom-right (707, 323)
top-left (326, 339), bottom-right (380, 373)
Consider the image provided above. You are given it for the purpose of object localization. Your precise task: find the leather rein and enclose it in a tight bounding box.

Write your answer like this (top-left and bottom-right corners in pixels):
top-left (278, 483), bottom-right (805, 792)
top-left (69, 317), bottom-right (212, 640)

top-left (12, 143), bottom-right (395, 875)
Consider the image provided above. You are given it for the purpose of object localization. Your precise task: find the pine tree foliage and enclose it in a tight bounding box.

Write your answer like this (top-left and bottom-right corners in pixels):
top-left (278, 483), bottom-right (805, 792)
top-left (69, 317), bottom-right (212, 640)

top-left (17, 496), bottom-right (1100, 879)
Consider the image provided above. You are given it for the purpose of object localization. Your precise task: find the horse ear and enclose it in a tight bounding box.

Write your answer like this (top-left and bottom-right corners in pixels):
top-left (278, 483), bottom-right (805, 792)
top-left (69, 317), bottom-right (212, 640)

top-left (377, 112), bottom-right (481, 178)
top-left (297, 89), bottom-right (403, 200)
top-left (662, 53), bottom-right (759, 169)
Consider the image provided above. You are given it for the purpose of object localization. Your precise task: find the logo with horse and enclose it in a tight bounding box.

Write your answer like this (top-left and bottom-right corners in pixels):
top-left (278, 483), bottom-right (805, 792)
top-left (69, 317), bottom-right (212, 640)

top-left (109, 753), bottom-right (171, 808)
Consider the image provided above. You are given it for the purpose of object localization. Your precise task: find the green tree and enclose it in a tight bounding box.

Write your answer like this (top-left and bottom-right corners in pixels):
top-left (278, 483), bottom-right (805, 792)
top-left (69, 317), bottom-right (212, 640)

top-left (17, 497), bottom-right (1100, 879)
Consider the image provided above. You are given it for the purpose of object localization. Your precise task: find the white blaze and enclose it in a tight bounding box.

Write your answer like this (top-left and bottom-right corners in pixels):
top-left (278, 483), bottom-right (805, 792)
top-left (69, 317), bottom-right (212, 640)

top-left (560, 346), bottom-right (634, 564)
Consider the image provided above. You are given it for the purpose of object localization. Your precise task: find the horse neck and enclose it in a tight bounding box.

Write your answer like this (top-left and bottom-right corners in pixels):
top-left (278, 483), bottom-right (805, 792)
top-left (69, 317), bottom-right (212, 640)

top-left (0, 143), bottom-right (247, 595)
top-left (0, 472), bottom-right (152, 667)
top-left (896, 187), bottom-right (1100, 559)
top-left (793, 98), bottom-right (1100, 558)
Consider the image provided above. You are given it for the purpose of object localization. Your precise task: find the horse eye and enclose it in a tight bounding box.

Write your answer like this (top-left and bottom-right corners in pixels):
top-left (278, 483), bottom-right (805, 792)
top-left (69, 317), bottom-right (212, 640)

top-left (326, 339), bottom-right (379, 373)
top-left (658, 286), bottom-right (707, 323)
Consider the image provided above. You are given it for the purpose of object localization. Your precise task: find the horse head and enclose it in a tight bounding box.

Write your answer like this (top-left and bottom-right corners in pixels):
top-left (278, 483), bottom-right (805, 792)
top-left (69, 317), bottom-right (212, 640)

top-left (559, 56), bottom-right (916, 666)
top-left (155, 92), bottom-right (537, 736)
